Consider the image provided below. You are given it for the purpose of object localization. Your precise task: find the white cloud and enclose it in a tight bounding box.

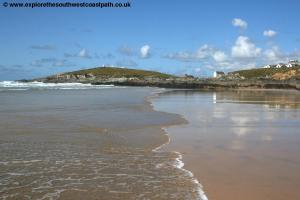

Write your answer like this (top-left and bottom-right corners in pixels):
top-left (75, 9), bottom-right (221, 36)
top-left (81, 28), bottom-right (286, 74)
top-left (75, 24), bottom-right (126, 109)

top-left (118, 46), bottom-right (134, 56)
top-left (231, 36), bottom-right (261, 58)
top-left (30, 58), bottom-right (56, 67)
top-left (213, 51), bottom-right (227, 62)
top-left (116, 59), bottom-right (137, 67)
top-left (140, 45), bottom-right (151, 58)
top-left (195, 44), bottom-right (214, 59)
top-left (163, 34), bottom-right (300, 75)
top-left (204, 60), bottom-right (257, 72)
top-left (30, 44), bottom-right (56, 50)
top-left (232, 18), bottom-right (248, 29)
top-left (164, 44), bottom-right (216, 62)
top-left (164, 51), bottom-right (194, 61)
top-left (52, 59), bottom-right (75, 67)
top-left (30, 58), bottom-right (75, 67)
top-left (263, 30), bottom-right (277, 37)
top-left (64, 48), bottom-right (92, 59)
top-left (264, 46), bottom-right (281, 62)
top-left (95, 53), bottom-right (114, 59)
top-left (164, 39), bottom-right (262, 73)
top-left (195, 68), bottom-right (202, 73)
top-left (78, 49), bottom-right (91, 58)
top-left (263, 46), bottom-right (300, 64)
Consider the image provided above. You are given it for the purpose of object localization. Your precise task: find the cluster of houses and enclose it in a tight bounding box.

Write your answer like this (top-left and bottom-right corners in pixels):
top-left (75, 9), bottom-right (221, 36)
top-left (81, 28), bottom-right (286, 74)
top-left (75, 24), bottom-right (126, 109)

top-left (263, 60), bottom-right (299, 69)
top-left (213, 71), bottom-right (244, 80)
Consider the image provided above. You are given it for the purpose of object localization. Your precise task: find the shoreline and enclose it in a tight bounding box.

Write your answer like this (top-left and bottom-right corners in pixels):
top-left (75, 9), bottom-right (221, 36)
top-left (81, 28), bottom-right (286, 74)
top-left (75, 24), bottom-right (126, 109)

top-left (4, 79), bottom-right (300, 92)
top-left (147, 88), bottom-right (209, 200)
top-left (93, 80), bottom-right (300, 91)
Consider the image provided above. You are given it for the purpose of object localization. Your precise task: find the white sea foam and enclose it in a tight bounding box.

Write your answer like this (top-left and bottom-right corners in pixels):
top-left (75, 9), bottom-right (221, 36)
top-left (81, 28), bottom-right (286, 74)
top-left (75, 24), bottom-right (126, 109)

top-left (7, 172), bottom-right (24, 176)
top-left (0, 81), bottom-right (117, 90)
top-left (10, 160), bottom-right (42, 164)
top-left (173, 151), bottom-right (208, 200)
top-left (153, 128), bottom-right (209, 200)
top-left (37, 189), bottom-right (65, 200)
top-left (0, 161), bottom-right (9, 165)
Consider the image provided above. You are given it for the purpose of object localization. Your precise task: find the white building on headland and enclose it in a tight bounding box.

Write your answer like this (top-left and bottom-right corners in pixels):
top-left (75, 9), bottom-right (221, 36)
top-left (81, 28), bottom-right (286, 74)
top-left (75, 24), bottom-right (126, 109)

top-left (213, 71), bottom-right (225, 78)
top-left (276, 63), bottom-right (284, 68)
top-left (263, 65), bottom-right (272, 68)
top-left (286, 63), bottom-right (293, 68)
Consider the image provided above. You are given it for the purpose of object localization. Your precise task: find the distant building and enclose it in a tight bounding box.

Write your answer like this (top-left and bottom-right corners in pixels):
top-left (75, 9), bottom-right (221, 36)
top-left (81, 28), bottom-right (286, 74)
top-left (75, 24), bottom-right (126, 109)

top-left (287, 60), bottom-right (299, 67)
top-left (288, 60), bottom-right (299, 65)
top-left (213, 71), bottom-right (225, 78)
top-left (286, 63), bottom-right (293, 68)
top-left (276, 63), bottom-right (284, 68)
top-left (263, 65), bottom-right (271, 68)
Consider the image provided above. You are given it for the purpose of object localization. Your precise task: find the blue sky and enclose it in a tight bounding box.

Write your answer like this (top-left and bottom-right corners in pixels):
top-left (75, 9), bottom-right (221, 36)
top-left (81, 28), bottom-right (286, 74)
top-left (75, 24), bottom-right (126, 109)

top-left (0, 0), bottom-right (300, 80)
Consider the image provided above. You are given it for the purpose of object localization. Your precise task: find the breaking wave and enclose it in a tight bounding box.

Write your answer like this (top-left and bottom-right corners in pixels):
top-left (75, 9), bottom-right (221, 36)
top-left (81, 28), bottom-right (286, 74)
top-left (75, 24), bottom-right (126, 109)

top-left (0, 81), bottom-right (117, 90)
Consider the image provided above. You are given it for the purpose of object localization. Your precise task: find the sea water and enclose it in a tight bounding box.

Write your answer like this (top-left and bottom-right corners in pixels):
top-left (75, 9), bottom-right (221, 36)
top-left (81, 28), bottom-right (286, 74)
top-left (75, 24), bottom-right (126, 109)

top-left (0, 82), bottom-right (206, 200)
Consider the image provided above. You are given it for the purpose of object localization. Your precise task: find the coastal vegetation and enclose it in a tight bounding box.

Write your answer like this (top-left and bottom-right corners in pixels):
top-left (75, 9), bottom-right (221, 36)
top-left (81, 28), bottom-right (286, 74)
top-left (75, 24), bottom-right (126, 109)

top-left (28, 66), bottom-right (300, 91)
top-left (232, 66), bottom-right (300, 79)
top-left (65, 67), bottom-right (176, 79)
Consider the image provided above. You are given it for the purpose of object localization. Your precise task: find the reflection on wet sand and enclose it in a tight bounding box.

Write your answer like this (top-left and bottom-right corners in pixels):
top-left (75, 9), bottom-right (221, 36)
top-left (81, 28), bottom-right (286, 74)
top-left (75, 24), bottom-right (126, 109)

top-left (152, 89), bottom-right (300, 200)
top-left (215, 89), bottom-right (300, 109)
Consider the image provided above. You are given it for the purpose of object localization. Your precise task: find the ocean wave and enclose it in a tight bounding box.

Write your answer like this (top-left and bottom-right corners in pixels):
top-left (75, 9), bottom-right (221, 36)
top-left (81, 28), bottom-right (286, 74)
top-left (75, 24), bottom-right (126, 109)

top-left (150, 90), bottom-right (209, 200)
top-left (0, 81), bottom-right (117, 90)
top-left (153, 128), bottom-right (208, 200)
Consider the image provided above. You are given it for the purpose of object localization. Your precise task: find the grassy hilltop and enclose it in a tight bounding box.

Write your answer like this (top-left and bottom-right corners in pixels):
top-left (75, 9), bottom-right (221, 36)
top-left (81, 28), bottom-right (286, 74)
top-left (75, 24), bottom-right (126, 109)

top-left (64, 67), bottom-right (176, 79)
top-left (232, 66), bottom-right (300, 80)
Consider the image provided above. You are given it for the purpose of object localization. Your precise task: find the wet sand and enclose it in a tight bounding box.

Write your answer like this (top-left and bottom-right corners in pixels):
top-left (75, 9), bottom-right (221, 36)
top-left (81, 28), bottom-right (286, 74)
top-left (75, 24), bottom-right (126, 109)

top-left (0, 87), bottom-right (204, 200)
top-left (152, 89), bottom-right (300, 200)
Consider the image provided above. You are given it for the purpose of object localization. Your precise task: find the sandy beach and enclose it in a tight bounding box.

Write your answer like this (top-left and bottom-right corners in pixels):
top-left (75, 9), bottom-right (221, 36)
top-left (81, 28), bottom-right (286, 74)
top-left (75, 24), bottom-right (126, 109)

top-left (152, 89), bottom-right (300, 200)
top-left (1, 83), bottom-right (300, 200)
